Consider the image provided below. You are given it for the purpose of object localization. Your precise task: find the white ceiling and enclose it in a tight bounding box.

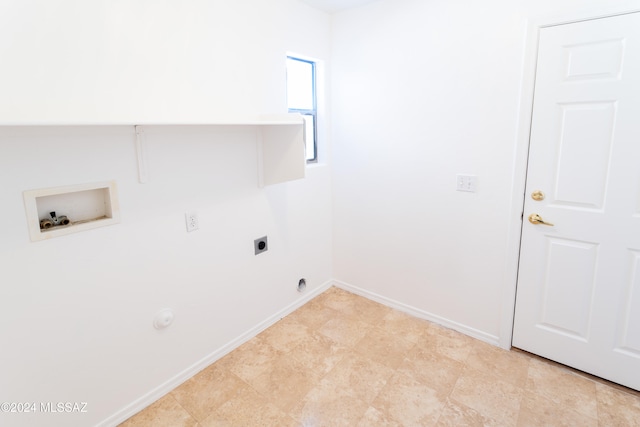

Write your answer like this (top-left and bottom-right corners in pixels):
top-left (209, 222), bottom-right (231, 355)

top-left (300, 0), bottom-right (379, 14)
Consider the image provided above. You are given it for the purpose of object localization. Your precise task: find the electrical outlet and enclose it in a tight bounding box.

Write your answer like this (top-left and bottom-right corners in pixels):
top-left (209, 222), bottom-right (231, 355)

top-left (254, 236), bottom-right (268, 255)
top-left (185, 211), bottom-right (199, 232)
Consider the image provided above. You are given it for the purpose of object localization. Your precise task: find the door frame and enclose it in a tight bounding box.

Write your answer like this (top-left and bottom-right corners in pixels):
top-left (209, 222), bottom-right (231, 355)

top-left (500, 4), bottom-right (640, 350)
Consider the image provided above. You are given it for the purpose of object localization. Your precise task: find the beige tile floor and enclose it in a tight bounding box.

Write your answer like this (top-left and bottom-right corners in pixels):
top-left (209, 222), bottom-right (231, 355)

top-left (120, 287), bottom-right (640, 426)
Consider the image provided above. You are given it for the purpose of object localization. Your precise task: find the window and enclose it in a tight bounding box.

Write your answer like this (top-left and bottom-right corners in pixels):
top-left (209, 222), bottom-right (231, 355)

top-left (286, 56), bottom-right (317, 162)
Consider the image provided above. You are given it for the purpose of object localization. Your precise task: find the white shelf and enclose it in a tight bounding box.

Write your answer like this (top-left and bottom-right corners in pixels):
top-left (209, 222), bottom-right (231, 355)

top-left (0, 114), bottom-right (306, 127)
top-left (130, 114), bottom-right (306, 187)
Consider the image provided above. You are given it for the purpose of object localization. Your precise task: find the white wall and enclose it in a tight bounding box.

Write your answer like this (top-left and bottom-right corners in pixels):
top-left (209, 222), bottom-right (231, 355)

top-left (0, 1), bottom-right (332, 426)
top-left (331, 0), bottom-right (640, 343)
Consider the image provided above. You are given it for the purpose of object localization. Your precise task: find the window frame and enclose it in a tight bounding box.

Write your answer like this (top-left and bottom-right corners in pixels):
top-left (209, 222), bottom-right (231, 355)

top-left (286, 56), bottom-right (318, 163)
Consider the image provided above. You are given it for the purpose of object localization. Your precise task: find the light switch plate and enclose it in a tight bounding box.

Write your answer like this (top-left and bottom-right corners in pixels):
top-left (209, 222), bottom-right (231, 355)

top-left (457, 174), bottom-right (477, 192)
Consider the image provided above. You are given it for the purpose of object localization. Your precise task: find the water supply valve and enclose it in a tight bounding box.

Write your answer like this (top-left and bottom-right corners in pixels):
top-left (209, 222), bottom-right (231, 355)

top-left (40, 211), bottom-right (70, 230)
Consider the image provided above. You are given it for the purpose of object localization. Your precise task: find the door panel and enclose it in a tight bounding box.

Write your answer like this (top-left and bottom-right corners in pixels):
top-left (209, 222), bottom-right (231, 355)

top-left (513, 12), bottom-right (640, 391)
top-left (618, 251), bottom-right (640, 355)
top-left (564, 38), bottom-right (624, 81)
top-left (539, 237), bottom-right (598, 341)
top-left (554, 102), bottom-right (615, 209)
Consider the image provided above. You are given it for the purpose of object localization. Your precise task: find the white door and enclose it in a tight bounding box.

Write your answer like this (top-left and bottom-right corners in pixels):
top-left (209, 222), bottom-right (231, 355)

top-left (513, 12), bottom-right (640, 391)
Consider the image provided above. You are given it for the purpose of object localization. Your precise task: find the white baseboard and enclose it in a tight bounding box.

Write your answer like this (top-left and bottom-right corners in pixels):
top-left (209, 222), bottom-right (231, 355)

top-left (98, 280), bottom-right (333, 427)
top-left (333, 280), bottom-right (501, 347)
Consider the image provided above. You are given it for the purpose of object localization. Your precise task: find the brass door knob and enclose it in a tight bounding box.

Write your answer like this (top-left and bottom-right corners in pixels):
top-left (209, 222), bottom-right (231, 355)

top-left (528, 213), bottom-right (554, 226)
top-left (531, 190), bottom-right (545, 201)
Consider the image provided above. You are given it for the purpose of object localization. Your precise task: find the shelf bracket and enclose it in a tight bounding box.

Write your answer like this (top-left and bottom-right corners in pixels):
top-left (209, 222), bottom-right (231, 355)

top-left (135, 125), bottom-right (148, 184)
